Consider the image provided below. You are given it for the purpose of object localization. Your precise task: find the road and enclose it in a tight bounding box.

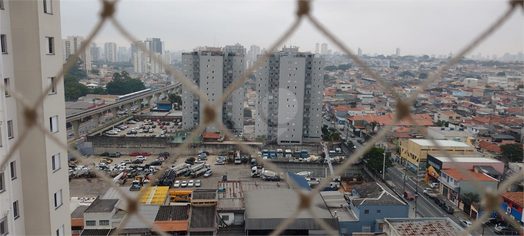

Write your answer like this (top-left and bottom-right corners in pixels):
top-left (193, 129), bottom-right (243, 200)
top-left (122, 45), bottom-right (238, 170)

top-left (320, 116), bottom-right (363, 149)
top-left (386, 163), bottom-right (494, 235)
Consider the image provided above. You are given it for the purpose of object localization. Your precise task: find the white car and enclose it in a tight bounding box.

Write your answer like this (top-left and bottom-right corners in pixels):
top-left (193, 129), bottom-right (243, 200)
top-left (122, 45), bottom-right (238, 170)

top-left (136, 156), bottom-right (146, 161)
top-left (204, 170), bottom-right (213, 177)
top-left (195, 180), bottom-right (201, 187)
top-left (461, 220), bottom-right (472, 227)
top-left (121, 159), bottom-right (132, 164)
top-left (173, 180), bottom-right (181, 188)
top-left (181, 181), bottom-right (188, 187)
top-left (188, 180), bottom-right (194, 187)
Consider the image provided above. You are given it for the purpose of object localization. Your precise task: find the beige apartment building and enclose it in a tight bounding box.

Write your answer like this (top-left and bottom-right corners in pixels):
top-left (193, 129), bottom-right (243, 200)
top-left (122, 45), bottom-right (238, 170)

top-left (0, 0), bottom-right (71, 235)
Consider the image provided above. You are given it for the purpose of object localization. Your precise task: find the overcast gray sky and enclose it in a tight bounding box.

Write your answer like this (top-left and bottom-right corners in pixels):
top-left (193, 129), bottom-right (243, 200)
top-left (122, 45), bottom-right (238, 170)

top-left (61, 0), bottom-right (523, 56)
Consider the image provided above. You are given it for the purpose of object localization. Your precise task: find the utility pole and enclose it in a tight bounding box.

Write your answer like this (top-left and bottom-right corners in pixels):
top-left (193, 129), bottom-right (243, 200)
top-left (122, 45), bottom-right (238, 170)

top-left (415, 163), bottom-right (419, 217)
top-left (382, 150), bottom-right (386, 180)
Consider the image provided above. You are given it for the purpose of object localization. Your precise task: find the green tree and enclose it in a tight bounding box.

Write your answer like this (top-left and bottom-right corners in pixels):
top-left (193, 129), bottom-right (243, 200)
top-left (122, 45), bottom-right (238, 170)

top-left (337, 63), bottom-right (352, 71)
top-left (324, 65), bottom-right (337, 71)
top-left (500, 143), bottom-right (523, 162)
top-left (400, 71), bottom-right (414, 77)
top-left (91, 87), bottom-right (106, 94)
top-left (244, 108), bottom-right (252, 118)
top-left (90, 69), bottom-right (100, 76)
top-left (64, 81), bottom-right (90, 101)
top-left (518, 84), bottom-right (524, 89)
top-left (461, 192), bottom-right (480, 206)
top-left (105, 71), bottom-right (146, 95)
top-left (418, 73), bottom-right (428, 79)
top-left (168, 93), bottom-right (182, 105)
top-left (363, 147), bottom-right (393, 174)
top-left (486, 85), bottom-right (491, 88)
top-left (496, 72), bottom-right (506, 76)
top-left (64, 56), bottom-right (87, 79)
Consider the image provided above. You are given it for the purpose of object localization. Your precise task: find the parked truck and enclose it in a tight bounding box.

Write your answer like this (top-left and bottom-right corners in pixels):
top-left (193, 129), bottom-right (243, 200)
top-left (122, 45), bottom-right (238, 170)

top-left (192, 168), bottom-right (209, 178)
top-left (261, 169), bottom-right (279, 181)
top-left (300, 150), bottom-right (308, 158)
top-left (169, 190), bottom-right (193, 202)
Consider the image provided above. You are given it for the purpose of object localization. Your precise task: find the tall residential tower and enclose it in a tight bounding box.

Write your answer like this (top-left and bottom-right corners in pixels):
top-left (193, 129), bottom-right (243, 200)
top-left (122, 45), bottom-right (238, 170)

top-left (62, 36), bottom-right (91, 72)
top-left (255, 47), bottom-right (324, 144)
top-left (181, 47), bottom-right (245, 134)
top-left (0, 0), bottom-right (71, 235)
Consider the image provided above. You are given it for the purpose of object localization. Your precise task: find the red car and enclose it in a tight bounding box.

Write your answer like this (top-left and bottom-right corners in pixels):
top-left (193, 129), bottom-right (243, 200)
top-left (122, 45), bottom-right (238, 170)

top-left (130, 152), bottom-right (140, 156)
top-left (141, 152), bottom-right (151, 156)
top-left (404, 191), bottom-right (415, 201)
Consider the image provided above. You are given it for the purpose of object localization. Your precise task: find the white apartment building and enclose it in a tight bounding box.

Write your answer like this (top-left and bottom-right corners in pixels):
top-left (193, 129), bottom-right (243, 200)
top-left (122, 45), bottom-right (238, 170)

top-left (255, 47), bottom-right (324, 144)
top-left (181, 47), bottom-right (244, 134)
top-left (0, 0), bottom-right (71, 235)
top-left (62, 36), bottom-right (91, 72)
top-left (321, 43), bottom-right (328, 55)
top-left (104, 42), bottom-right (117, 63)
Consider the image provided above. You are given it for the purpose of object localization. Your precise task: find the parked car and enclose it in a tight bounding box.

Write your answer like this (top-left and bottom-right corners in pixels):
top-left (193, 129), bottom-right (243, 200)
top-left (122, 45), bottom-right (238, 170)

top-left (219, 151), bottom-right (228, 156)
top-left (173, 180), bottom-right (181, 188)
top-left (195, 180), bottom-right (201, 187)
top-left (185, 157), bottom-right (195, 165)
top-left (403, 191), bottom-right (415, 201)
top-left (441, 204), bottom-right (454, 214)
top-left (121, 159), bottom-right (132, 164)
top-left (215, 160), bottom-right (225, 165)
top-left (150, 161), bottom-right (162, 166)
top-left (434, 198), bottom-right (446, 207)
top-left (197, 153), bottom-right (207, 160)
top-left (188, 180), bottom-right (194, 187)
top-left (204, 170), bottom-right (213, 177)
top-left (100, 158), bottom-right (113, 164)
top-left (99, 152), bottom-right (110, 156)
top-left (130, 152), bottom-right (140, 156)
top-left (109, 152), bottom-right (121, 157)
top-left (132, 159), bottom-right (143, 164)
top-left (461, 220), bottom-right (472, 228)
top-left (141, 152), bottom-right (151, 156)
top-left (136, 156), bottom-right (147, 161)
top-left (181, 181), bottom-right (188, 187)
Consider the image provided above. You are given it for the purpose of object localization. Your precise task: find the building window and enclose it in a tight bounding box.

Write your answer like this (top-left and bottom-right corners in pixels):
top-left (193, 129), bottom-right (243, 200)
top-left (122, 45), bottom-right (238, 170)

top-left (364, 210), bottom-right (369, 214)
top-left (4, 78), bottom-right (9, 97)
top-left (0, 216), bottom-right (7, 235)
top-left (0, 0), bottom-right (4, 10)
top-left (362, 226), bottom-right (371, 233)
top-left (48, 77), bottom-right (56, 94)
top-left (54, 189), bottom-right (62, 208)
top-left (99, 220), bottom-right (109, 226)
top-left (377, 210), bottom-right (381, 214)
top-left (7, 120), bottom-right (13, 139)
top-left (52, 153), bottom-right (60, 172)
top-left (50, 115), bottom-right (58, 133)
top-left (221, 215), bottom-right (229, 221)
top-left (13, 201), bottom-right (19, 219)
top-left (43, 0), bottom-right (52, 14)
top-left (46, 37), bottom-right (54, 54)
top-left (0, 173), bottom-right (4, 193)
top-left (9, 161), bottom-right (16, 179)
top-left (378, 223), bottom-right (384, 229)
top-left (85, 221), bottom-right (96, 226)
top-left (56, 225), bottom-right (64, 236)
top-left (0, 34), bottom-right (7, 54)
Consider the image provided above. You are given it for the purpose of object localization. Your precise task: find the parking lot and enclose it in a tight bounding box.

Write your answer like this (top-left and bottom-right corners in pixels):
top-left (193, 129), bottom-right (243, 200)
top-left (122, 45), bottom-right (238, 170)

top-left (103, 119), bottom-right (181, 137)
top-left (69, 151), bottom-right (255, 198)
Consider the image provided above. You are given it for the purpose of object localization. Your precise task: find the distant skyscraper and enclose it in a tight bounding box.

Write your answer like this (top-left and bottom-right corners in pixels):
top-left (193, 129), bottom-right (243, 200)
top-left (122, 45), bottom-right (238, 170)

top-left (181, 47), bottom-right (245, 133)
top-left (1, 0), bottom-right (71, 235)
top-left (223, 43), bottom-right (246, 55)
top-left (248, 45), bottom-right (261, 62)
top-left (358, 48), bottom-right (362, 57)
top-left (321, 43), bottom-right (328, 55)
top-left (62, 36), bottom-right (91, 72)
top-left (145, 38), bottom-right (163, 54)
top-left (117, 46), bottom-right (128, 62)
top-left (492, 54), bottom-right (498, 60)
top-left (90, 42), bottom-right (101, 62)
top-left (315, 43), bottom-right (319, 54)
top-left (255, 47), bottom-right (324, 144)
top-left (396, 47), bottom-right (400, 57)
top-left (104, 42), bottom-right (117, 62)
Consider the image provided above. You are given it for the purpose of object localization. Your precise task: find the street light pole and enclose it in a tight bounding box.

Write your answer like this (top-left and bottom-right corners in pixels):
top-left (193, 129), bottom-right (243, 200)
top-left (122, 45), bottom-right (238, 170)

top-left (382, 151), bottom-right (386, 180)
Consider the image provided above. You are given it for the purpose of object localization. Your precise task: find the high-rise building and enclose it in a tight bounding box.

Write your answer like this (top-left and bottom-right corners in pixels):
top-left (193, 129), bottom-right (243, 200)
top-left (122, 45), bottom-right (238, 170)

top-left (181, 47), bottom-right (245, 134)
top-left (117, 46), bottom-right (128, 62)
top-left (90, 42), bottom-right (101, 62)
top-left (396, 47), bottom-right (400, 57)
top-left (0, 0), bottom-right (71, 235)
top-left (315, 43), bottom-right (319, 54)
top-left (133, 49), bottom-right (148, 73)
top-left (145, 38), bottom-right (163, 54)
top-left (248, 45), bottom-right (261, 62)
top-left (104, 42), bottom-right (117, 62)
top-left (62, 36), bottom-right (91, 72)
top-left (358, 48), bottom-right (362, 57)
top-left (224, 43), bottom-right (246, 55)
top-left (255, 47), bottom-right (324, 144)
top-left (320, 43), bottom-right (328, 55)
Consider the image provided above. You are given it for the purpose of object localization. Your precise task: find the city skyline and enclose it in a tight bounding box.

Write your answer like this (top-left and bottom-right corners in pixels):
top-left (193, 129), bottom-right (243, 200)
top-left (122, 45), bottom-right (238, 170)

top-left (61, 0), bottom-right (522, 57)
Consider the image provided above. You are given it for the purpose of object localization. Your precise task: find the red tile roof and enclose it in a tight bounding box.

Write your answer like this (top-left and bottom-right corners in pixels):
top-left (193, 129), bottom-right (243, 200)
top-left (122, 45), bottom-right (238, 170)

top-left (202, 132), bottom-right (220, 139)
top-left (478, 141), bottom-right (502, 154)
top-left (503, 192), bottom-right (524, 207)
top-left (441, 169), bottom-right (497, 182)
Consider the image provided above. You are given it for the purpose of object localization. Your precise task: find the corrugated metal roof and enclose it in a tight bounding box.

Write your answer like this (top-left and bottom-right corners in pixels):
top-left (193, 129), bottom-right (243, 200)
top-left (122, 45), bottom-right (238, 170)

top-left (139, 186), bottom-right (169, 204)
top-left (217, 181), bottom-right (245, 210)
top-left (155, 206), bottom-right (189, 221)
top-left (152, 221), bottom-right (188, 232)
top-left (189, 206), bottom-right (217, 229)
top-left (192, 190), bottom-right (217, 200)
top-left (410, 139), bottom-right (472, 147)
top-left (80, 229), bottom-right (112, 236)
top-left (84, 198), bottom-right (118, 213)
top-left (71, 205), bottom-right (88, 219)
top-left (244, 189), bottom-right (337, 230)
top-left (121, 205), bottom-right (160, 230)
top-left (102, 187), bottom-right (139, 210)
top-left (384, 218), bottom-right (469, 236)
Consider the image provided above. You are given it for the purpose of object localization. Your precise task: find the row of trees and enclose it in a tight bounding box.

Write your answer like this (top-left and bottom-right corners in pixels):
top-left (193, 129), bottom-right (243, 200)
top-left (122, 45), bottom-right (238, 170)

top-left (63, 58), bottom-right (146, 101)
top-left (321, 125), bottom-right (341, 141)
top-left (324, 63), bottom-right (353, 72)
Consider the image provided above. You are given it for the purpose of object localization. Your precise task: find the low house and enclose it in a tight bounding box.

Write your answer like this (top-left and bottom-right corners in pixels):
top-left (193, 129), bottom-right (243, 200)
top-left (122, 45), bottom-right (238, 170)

top-left (439, 169), bottom-right (498, 206)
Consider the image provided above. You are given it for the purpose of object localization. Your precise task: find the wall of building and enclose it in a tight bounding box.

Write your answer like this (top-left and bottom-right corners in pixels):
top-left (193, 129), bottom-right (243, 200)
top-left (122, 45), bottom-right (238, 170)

top-left (84, 212), bottom-right (115, 229)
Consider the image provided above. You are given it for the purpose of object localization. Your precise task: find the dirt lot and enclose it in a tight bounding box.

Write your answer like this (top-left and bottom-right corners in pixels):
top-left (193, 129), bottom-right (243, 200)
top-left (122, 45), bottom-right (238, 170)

top-left (69, 153), bottom-right (255, 198)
